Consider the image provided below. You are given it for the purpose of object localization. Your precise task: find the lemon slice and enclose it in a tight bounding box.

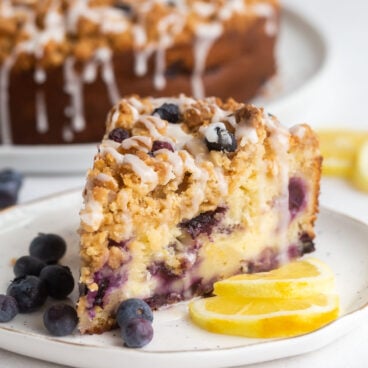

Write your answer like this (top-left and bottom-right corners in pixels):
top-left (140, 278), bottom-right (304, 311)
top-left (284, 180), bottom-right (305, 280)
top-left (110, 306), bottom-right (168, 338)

top-left (322, 157), bottom-right (354, 177)
top-left (214, 258), bottom-right (336, 299)
top-left (318, 130), bottom-right (368, 177)
top-left (189, 294), bottom-right (340, 338)
top-left (351, 140), bottom-right (368, 192)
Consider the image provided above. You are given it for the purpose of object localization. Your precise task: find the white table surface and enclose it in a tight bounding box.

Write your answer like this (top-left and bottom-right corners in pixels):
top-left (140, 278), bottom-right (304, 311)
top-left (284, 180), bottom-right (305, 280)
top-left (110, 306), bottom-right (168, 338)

top-left (1, 0), bottom-right (368, 367)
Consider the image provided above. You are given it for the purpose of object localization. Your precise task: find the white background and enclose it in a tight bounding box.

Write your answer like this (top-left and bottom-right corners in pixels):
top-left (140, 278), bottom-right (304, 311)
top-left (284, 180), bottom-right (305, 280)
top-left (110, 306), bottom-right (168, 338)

top-left (1, 0), bottom-right (368, 366)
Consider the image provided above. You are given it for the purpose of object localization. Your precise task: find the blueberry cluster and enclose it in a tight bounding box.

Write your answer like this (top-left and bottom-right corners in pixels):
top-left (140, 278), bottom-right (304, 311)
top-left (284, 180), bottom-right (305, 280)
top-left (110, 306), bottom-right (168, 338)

top-left (0, 169), bottom-right (23, 210)
top-left (1, 233), bottom-right (155, 348)
top-left (116, 299), bottom-right (154, 348)
top-left (1, 233), bottom-right (78, 337)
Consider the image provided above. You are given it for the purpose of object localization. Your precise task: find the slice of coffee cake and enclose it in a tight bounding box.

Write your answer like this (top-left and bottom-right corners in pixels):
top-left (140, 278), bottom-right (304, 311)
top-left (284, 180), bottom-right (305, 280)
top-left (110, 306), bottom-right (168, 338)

top-left (78, 95), bottom-right (321, 334)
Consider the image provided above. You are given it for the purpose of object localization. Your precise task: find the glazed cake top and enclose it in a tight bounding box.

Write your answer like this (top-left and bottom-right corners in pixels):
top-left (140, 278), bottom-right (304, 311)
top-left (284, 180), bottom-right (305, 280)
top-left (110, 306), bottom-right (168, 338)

top-left (80, 95), bottom-right (313, 243)
top-left (0, 0), bottom-right (279, 68)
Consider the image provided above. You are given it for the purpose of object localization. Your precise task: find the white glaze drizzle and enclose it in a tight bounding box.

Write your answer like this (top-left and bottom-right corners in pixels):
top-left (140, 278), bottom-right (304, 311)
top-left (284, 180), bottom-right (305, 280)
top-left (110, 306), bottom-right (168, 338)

top-left (34, 68), bottom-right (46, 84)
top-left (63, 57), bottom-right (85, 133)
top-left (191, 22), bottom-right (223, 98)
top-left (193, 2), bottom-right (216, 18)
top-left (154, 47), bottom-right (167, 90)
top-left (121, 136), bottom-right (152, 152)
top-left (236, 124), bottom-right (258, 146)
top-left (84, 96), bottom-right (297, 240)
top-left (153, 13), bottom-right (185, 90)
top-left (124, 154), bottom-right (159, 187)
top-left (0, 1), bottom-right (278, 144)
top-left (218, 0), bottom-right (246, 20)
top-left (1, 0), bottom-right (14, 18)
top-left (35, 91), bottom-right (49, 134)
top-left (166, 123), bottom-right (192, 149)
top-left (100, 144), bottom-right (125, 163)
top-left (96, 172), bottom-right (117, 184)
top-left (252, 3), bottom-right (278, 36)
top-left (80, 195), bottom-right (104, 231)
top-left (214, 167), bottom-right (228, 195)
top-left (83, 48), bottom-right (121, 105)
top-left (128, 96), bottom-right (145, 112)
top-left (62, 126), bottom-right (74, 142)
top-left (0, 53), bottom-right (16, 145)
top-left (163, 151), bottom-right (185, 178)
top-left (95, 48), bottom-right (121, 105)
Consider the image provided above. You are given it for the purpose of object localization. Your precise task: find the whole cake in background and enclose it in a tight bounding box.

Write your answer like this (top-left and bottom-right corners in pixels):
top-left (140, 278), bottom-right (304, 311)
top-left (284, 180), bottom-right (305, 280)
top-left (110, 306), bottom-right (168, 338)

top-left (78, 94), bottom-right (321, 334)
top-left (0, 0), bottom-right (279, 146)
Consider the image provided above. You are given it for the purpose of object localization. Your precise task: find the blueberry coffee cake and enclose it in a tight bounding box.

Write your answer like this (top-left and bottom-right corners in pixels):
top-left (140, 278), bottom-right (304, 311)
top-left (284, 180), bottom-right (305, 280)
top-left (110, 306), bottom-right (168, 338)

top-left (78, 95), bottom-right (321, 334)
top-left (0, 0), bottom-right (279, 145)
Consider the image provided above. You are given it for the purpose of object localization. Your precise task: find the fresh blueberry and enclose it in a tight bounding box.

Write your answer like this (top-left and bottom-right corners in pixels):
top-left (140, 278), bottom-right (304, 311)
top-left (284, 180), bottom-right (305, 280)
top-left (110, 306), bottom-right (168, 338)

top-left (116, 298), bottom-right (153, 328)
top-left (299, 232), bottom-right (315, 254)
top-left (246, 248), bottom-right (279, 273)
top-left (179, 207), bottom-right (227, 239)
top-left (39, 265), bottom-right (75, 300)
top-left (108, 128), bottom-right (130, 143)
top-left (166, 0), bottom-right (177, 7)
top-left (120, 318), bottom-right (153, 348)
top-left (0, 295), bottom-right (18, 322)
top-left (92, 278), bottom-right (109, 307)
top-left (113, 2), bottom-right (133, 14)
top-left (205, 124), bottom-right (237, 152)
top-left (147, 261), bottom-right (178, 282)
top-left (151, 140), bottom-right (174, 153)
top-left (288, 177), bottom-right (306, 218)
top-left (153, 103), bottom-right (180, 124)
top-left (7, 275), bottom-right (47, 313)
top-left (108, 239), bottom-right (130, 250)
top-left (43, 304), bottom-right (78, 336)
top-left (29, 233), bottom-right (66, 263)
top-left (0, 168), bottom-right (23, 209)
top-left (14, 256), bottom-right (46, 277)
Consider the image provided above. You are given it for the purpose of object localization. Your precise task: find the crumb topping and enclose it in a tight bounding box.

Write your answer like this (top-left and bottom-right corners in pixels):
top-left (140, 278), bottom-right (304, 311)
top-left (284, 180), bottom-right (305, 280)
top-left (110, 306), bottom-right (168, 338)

top-left (80, 95), bottom-right (298, 239)
top-left (0, 0), bottom-right (279, 67)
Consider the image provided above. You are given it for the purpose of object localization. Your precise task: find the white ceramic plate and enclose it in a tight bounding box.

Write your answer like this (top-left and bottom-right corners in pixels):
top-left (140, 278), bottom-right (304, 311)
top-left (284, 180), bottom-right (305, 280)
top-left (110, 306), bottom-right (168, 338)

top-left (0, 190), bottom-right (367, 368)
top-left (0, 6), bottom-right (327, 174)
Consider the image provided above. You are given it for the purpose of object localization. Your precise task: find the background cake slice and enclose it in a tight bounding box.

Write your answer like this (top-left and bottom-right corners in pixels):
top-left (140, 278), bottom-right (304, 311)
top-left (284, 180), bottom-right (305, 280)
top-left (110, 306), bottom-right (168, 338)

top-left (0, 0), bottom-right (279, 145)
top-left (78, 95), bottom-right (321, 334)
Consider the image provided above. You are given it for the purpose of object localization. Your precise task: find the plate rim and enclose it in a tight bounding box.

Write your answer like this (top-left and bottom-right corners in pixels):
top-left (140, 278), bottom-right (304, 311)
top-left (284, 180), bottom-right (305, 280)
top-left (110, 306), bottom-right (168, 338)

top-left (0, 189), bottom-right (368, 368)
top-left (256, 5), bottom-right (329, 113)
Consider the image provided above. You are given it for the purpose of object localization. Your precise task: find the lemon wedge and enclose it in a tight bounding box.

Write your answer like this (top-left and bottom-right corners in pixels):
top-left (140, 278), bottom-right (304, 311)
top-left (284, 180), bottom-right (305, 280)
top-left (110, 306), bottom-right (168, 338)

top-left (351, 140), bottom-right (368, 192)
top-left (214, 258), bottom-right (336, 299)
top-left (189, 294), bottom-right (339, 338)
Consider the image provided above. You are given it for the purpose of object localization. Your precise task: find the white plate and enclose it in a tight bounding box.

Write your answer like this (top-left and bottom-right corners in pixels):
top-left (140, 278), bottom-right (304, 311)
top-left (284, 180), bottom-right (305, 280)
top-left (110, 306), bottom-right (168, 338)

top-left (0, 6), bottom-right (327, 174)
top-left (0, 190), bottom-right (367, 368)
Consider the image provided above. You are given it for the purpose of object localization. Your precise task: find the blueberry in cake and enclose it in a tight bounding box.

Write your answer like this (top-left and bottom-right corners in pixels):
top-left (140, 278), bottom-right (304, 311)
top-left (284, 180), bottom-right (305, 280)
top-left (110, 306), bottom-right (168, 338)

top-left (0, 0), bottom-right (279, 145)
top-left (78, 95), bottom-right (321, 334)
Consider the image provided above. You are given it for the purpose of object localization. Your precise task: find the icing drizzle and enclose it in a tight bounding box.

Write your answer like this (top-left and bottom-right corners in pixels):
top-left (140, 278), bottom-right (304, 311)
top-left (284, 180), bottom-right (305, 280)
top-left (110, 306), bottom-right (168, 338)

top-left (0, 0), bottom-right (278, 144)
top-left (81, 96), bottom-right (298, 245)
